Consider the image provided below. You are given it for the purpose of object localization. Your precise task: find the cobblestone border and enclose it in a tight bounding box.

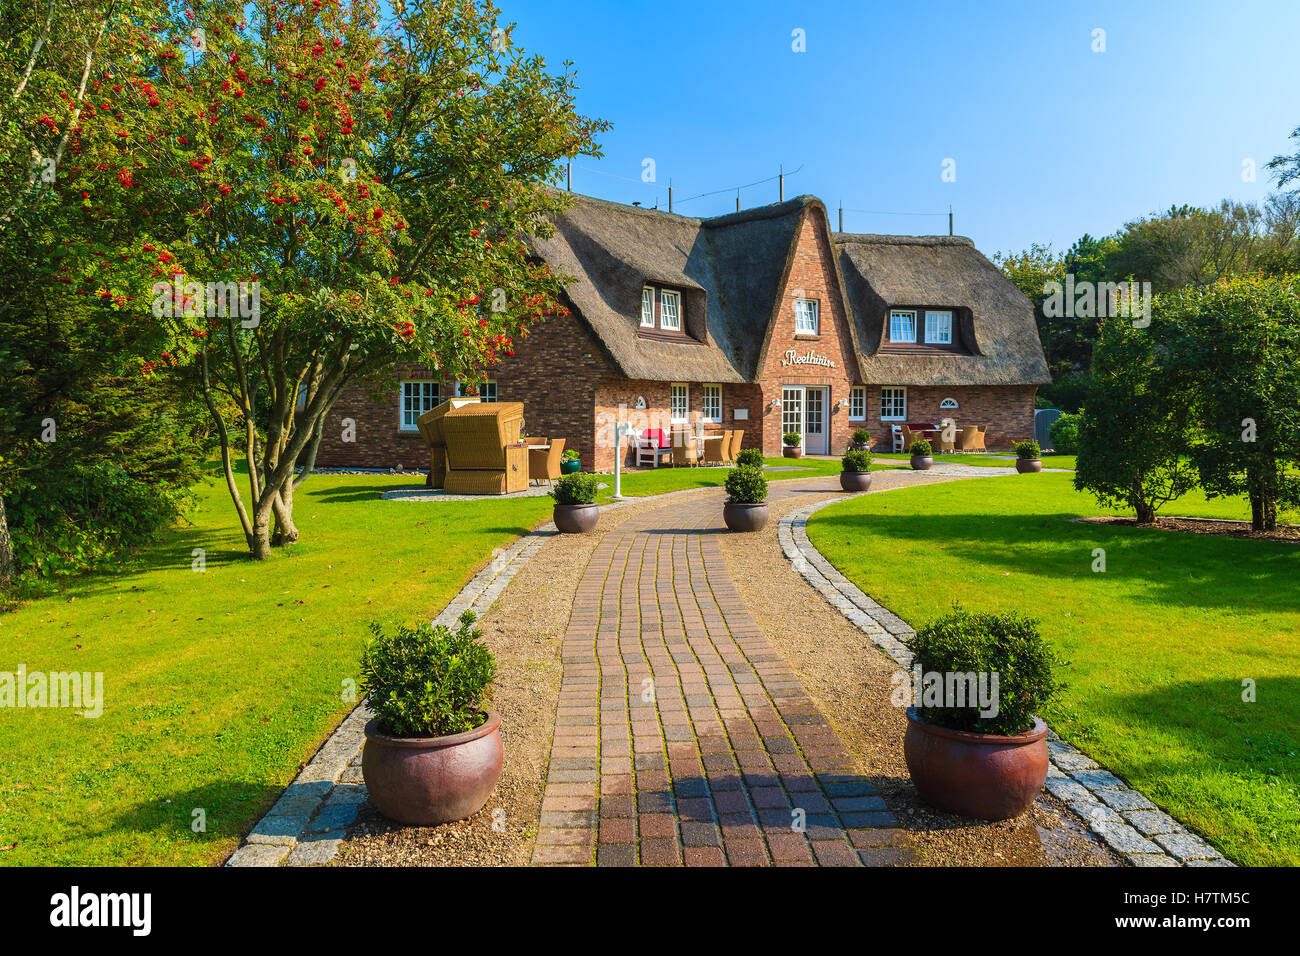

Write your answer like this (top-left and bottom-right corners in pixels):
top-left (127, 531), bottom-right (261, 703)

top-left (225, 523), bottom-right (557, 867)
top-left (779, 492), bottom-right (1233, 868)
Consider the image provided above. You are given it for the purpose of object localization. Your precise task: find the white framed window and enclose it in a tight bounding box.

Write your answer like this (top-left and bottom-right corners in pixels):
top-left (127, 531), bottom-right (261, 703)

top-left (400, 380), bottom-right (439, 430)
top-left (454, 380), bottom-right (497, 401)
top-left (880, 386), bottom-right (907, 422)
top-left (659, 290), bottom-right (681, 331)
top-left (849, 386), bottom-right (866, 421)
top-left (794, 298), bottom-right (819, 335)
top-left (641, 286), bottom-right (655, 328)
top-left (702, 384), bottom-right (722, 423)
top-left (924, 310), bottom-right (953, 345)
top-left (670, 383), bottom-right (689, 422)
top-left (889, 310), bottom-right (916, 343)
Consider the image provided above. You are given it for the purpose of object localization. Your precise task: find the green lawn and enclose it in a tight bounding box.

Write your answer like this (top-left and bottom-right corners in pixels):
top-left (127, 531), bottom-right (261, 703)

top-left (807, 473), bottom-right (1300, 866)
top-left (873, 452), bottom-right (1078, 470)
top-left (0, 469), bottom-right (552, 866)
top-left (596, 456), bottom-right (905, 499)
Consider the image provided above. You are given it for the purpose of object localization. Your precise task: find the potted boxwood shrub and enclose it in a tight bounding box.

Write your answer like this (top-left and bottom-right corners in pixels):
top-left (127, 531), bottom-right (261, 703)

top-left (851, 427), bottom-right (872, 451)
top-left (1015, 439), bottom-right (1043, 473)
top-left (840, 448), bottom-right (873, 492)
top-left (723, 464), bottom-right (769, 532)
top-left (360, 612), bottom-right (503, 825)
top-left (902, 607), bottom-right (1061, 821)
top-left (735, 447), bottom-right (765, 468)
top-left (550, 472), bottom-right (599, 533)
top-left (909, 438), bottom-right (933, 470)
top-left (560, 448), bottom-right (581, 475)
top-left (782, 431), bottom-right (803, 458)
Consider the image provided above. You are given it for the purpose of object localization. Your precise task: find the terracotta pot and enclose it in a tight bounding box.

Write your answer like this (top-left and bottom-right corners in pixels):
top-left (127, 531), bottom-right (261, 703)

top-left (1016, 458), bottom-right (1043, 474)
top-left (723, 501), bottom-right (769, 532)
top-left (839, 470), bottom-right (872, 492)
top-left (903, 707), bottom-right (1048, 821)
top-left (910, 455), bottom-right (933, 470)
top-left (553, 502), bottom-right (599, 533)
top-left (561, 458), bottom-right (581, 475)
top-left (783, 446), bottom-right (803, 458)
top-left (362, 712), bottom-right (504, 825)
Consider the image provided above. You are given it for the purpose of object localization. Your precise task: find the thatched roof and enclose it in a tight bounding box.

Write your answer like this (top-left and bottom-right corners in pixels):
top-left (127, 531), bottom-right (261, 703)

top-left (530, 192), bottom-right (1049, 387)
top-left (835, 233), bottom-right (1051, 386)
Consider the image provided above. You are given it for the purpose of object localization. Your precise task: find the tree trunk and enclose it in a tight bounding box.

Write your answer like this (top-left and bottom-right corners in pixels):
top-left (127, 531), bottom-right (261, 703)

top-left (271, 483), bottom-right (298, 546)
top-left (1135, 501), bottom-right (1156, 525)
top-left (250, 508), bottom-right (273, 561)
top-left (0, 494), bottom-right (13, 589)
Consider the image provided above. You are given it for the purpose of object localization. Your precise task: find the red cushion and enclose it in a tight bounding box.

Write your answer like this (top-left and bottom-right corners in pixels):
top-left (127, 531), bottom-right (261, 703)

top-left (645, 428), bottom-right (668, 448)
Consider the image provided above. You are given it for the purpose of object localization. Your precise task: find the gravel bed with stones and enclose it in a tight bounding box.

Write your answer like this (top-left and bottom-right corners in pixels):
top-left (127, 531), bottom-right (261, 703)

top-left (718, 472), bottom-right (1120, 867)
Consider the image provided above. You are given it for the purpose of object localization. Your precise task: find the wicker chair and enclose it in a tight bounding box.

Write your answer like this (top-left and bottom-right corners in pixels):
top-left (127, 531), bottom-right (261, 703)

top-left (899, 425), bottom-right (918, 454)
top-left (529, 438), bottom-right (565, 485)
top-left (440, 401), bottom-right (528, 494)
top-left (957, 424), bottom-right (987, 452)
top-left (672, 435), bottom-right (701, 467)
top-left (723, 429), bottom-right (740, 463)
top-left (933, 420), bottom-right (957, 453)
top-left (701, 435), bottom-right (726, 465)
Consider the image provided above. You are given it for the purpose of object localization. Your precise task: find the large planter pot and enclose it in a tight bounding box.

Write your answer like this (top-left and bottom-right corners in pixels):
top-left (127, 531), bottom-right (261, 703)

top-left (783, 446), bottom-right (803, 458)
top-left (553, 502), bottom-right (599, 533)
top-left (1016, 458), bottom-right (1043, 474)
top-left (839, 470), bottom-right (873, 492)
top-left (723, 501), bottom-right (769, 532)
top-left (362, 712), bottom-right (504, 826)
top-left (903, 707), bottom-right (1048, 821)
top-left (561, 458), bottom-right (581, 475)
top-left (910, 455), bottom-right (933, 471)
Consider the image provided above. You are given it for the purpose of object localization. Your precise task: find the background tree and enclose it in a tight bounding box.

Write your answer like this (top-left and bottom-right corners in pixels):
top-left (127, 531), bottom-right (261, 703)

top-left (1161, 275), bottom-right (1300, 531)
top-left (1074, 315), bottom-right (1197, 523)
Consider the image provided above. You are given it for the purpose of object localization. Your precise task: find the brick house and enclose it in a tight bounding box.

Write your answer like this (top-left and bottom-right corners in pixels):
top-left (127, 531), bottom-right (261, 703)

top-left (314, 193), bottom-right (1050, 472)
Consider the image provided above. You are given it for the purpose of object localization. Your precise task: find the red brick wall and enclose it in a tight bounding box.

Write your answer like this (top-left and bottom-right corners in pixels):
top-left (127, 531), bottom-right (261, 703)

top-left (755, 211), bottom-right (861, 457)
top-left (857, 384), bottom-right (1039, 452)
top-left (313, 361), bottom-right (443, 470)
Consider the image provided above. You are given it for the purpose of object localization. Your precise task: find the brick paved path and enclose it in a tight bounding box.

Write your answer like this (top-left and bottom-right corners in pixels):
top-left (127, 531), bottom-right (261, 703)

top-left (531, 481), bottom-right (914, 866)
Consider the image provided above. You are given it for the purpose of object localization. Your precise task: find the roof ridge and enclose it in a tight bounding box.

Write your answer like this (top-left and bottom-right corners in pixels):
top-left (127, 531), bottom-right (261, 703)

top-left (834, 232), bottom-right (974, 247)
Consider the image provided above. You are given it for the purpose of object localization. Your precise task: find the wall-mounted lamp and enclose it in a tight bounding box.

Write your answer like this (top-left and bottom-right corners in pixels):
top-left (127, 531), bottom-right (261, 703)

top-left (835, 399), bottom-right (846, 411)
top-left (769, 398), bottom-right (782, 409)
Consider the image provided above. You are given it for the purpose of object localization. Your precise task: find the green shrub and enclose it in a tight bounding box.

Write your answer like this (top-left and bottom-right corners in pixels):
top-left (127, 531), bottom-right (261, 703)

top-left (550, 472), bottom-right (599, 505)
top-left (724, 465), bottom-right (768, 504)
top-left (561, 448), bottom-right (579, 462)
top-left (1015, 440), bottom-right (1041, 459)
top-left (735, 448), bottom-right (764, 468)
top-left (360, 612), bottom-right (496, 737)
top-left (852, 428), bottom-right (872, 446)
top-left (782, 431), bottom-right (801, 447)
top-left (909, 439), bottom-right (932, 456)
top-left (1048, 413), bottom-right (1080, 454)
top-left (842, 448), bottom-right (872, 472)
top-left (906, 608), bottom-right (1062, 736)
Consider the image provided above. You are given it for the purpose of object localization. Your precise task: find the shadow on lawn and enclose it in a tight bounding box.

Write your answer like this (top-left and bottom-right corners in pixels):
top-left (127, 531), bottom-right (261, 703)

top-left (110, 780), bottom-right (286, 849)
top-left (814, 508), bottom-right (1300, 613)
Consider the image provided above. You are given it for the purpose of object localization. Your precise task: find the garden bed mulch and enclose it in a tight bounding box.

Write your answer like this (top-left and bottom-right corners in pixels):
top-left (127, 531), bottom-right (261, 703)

top-left (722, 475), bottom-right (1120, 867)
top-left (1074, 514), bottom-right (1300, 543)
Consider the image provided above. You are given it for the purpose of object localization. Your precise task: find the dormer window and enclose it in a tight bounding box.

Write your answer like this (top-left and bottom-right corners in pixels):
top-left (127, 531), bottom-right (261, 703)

top-left (794, 298), bottom-right (819, 335)
top-left (889, 310), bottom-right (917, 343)
top-left (639, 283), bottom-right (685, 334)
top-left (924, 310), bottom-right (953, 344)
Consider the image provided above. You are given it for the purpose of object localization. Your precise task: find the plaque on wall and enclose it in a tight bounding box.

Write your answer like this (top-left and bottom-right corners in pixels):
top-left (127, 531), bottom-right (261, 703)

top-left (733, 408), bottom-right (749, 420)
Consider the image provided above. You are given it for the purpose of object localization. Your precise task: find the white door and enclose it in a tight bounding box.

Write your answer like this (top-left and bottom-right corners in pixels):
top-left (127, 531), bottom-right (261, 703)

top-left (781, 387), bottom-right (803, 451)
top-left (804, 388), bottom-right (828, 454)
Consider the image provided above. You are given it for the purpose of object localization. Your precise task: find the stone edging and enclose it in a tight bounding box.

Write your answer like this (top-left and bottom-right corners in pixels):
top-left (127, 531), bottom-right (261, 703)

top-left (778, 492), bottom-right (1233, 868)
top-left (225, 522), bottom-right (558, 867)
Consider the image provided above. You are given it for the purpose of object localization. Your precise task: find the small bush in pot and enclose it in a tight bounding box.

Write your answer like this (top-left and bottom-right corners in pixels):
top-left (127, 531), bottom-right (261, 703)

top-left (902, 607), bottom-right (1063, 820)
top-left (1015, 439), bottom-right (1043, 473)
top-left (359, 612), bottom-right (504, 825)
top-left (909, 438), bottom-right (933, 470)
top-left (723, 464), bottom-right (769, 532)
top-left (840, 448), bottom-right (873, 492)
top-left (735, 447), bottom-right (765, 468)
top-left (782, 431), bottom-right (802, 457)
top-left (550, 472), bottom-right (600, 532)
top-left (851, 427), bottom-right (872, 450)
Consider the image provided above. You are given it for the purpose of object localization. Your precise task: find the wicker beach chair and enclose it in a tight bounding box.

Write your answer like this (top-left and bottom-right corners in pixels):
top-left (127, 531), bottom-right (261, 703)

top-left (529, 438), bottom-right (565, 485)
top-left (415, 399), bottom-right (461, 488)
top-left (440, 401), bottom-right (528, 494)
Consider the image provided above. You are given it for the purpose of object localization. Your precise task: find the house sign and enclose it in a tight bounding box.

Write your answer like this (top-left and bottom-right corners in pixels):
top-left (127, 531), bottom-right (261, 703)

top-left (781, 348), bottom-right (835, 368)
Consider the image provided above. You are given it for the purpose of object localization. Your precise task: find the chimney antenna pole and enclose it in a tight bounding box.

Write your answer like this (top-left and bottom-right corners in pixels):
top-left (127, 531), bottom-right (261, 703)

top-left (668, 179), bottom-right (673, 214)
top-left (566, 160), bottom-right (572, 192)
top-left (779, 164), bottom-right (784, 202)
top-left (949, 205), bottom-right (953, 236)
top-left (838, 201), bottom-right (843, 233)
top-left (736, 188), bottom-right (740, 213)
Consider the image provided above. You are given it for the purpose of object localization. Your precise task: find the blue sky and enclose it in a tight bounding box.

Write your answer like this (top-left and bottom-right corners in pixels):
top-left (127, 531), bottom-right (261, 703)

top-left (497, 0), bottom-right (1300, 256)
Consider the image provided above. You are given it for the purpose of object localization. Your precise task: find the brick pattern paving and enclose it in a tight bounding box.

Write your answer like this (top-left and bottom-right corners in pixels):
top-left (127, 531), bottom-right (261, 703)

top-left (532, 487), bottom-right (914, 866)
